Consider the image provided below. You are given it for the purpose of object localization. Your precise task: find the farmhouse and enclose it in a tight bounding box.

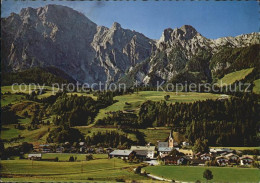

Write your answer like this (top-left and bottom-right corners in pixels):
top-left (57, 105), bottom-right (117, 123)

top-left (178, 156), bottom-right (190, 165)
top-left (190, 159), bottom-right (206, 166)
top-left (79, 146), bottom-right (86, 153)
top-left (182, 141), bottom-right (190, 147)
top-left (130, 145), bottom-right (155, 159)
top-left (200, 153), bottom-right (211, 161)
top-left (216, 156), bottom-right (229, 166)
top-left (225, 153), bottom-right (239, 163)
top-left (240, 157), bottom-right (254, 165)
top-left (56, 147), bottom-right (64, 153)
top-left (210, 148), bottom-right (233, 154)
top-left (79, 142), bottom-right (85, 146)
top-left (162, 155), bottom-right (179, 165)
top-left (158, 147), bottom-right (173, 157)
top-left (39, 144), bottom-right (52, 153)
top-left (96, 147), bottom-right (104, 154)
top-left (130, 145), bottom-right (155, 151)
top-left (109, 150), bottom-right (134, 159)
top-left (106, 147), bottom-right (114, 153)
top-left (86, 147), bottom-right (95, 154)
top-left (134, 150), bottom-right (149, 161)
top-left (28, 153), bottom-right (42, 160)
top-left (178, 149), bottom-right (194, 158)
top-left (161, 154), bottom-right (191, 165)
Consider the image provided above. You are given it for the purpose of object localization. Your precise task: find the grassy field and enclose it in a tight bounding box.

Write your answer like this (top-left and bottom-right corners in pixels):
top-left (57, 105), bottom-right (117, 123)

top-left (1, 124), bottom-right (50, 144)
top-left (1, 85), bottom-right (97, 100)
top-left (77, 127), bottom-right (138, 142)
top-left (23, 153), bottom-right (108, 161)
top-left (1, 85), bottom-right (56, 94)
top-left (95, 91), bottom-right (222, 121)
top-left (211, 146), bottom-right (260, 151)
top-left (144, 166), bottom-right (260, 182)
top-left (77, 127), bottom-right (181, 145)
top-left (140, 128), bottom-right (172, 145)
top-left (217, 68), bottom-right (254, 87)
top-left (253, 79), bottom-right (260, 94)
top-left (1, 94), bottom-right (25, 107)
top-left (0, 158), bottom-right (149, 182)
top-left (1, 126), bottom-right (21, 140)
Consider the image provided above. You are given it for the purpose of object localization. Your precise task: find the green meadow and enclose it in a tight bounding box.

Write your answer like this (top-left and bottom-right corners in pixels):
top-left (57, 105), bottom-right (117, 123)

top-left (1, 85), bottom-right (96, 100)
top-left (144, 166), bottom-right (260, 182)
top-left (1, 124), bottom-right (51, 145)
top-left (23, 153), bottom-right (107, 161)
top-left (95, 91), bottom-right (222, 121)
top-left (0, 159), bottom-right (148, 182)
top-left (210, 146), bottom-right (260, 151)
top-left (253, 79), bottom-right (260, 94)
top-left (77, 127), bottom-right (173, 145)
top-left (1, 94), bottom-right (25, 107)
top-left (217, 68), bottom-right (254, 87)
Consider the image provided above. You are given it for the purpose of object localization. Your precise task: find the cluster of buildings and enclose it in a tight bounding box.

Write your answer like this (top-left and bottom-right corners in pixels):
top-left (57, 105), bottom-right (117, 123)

top-left (32, 142), bottom-right (111, 154)
top-left (108, 132), bottom-right (256, 166)
top-left (29, 132), bottom-right (256, 166)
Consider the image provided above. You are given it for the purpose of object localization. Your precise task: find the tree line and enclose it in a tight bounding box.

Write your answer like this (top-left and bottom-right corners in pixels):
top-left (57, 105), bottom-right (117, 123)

top-left (138, 93), bottom-right (259, 146)
top-left (85, 131), bottom-right (135, 148)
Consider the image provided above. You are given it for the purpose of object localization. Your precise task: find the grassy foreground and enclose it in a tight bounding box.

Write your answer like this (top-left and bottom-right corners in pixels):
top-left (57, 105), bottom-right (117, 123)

top-left (210, 146), bottom-right (260, 151)
top-left (0, 158), bottom-right (148, 182)
top-left (144, 166), bottom-right (260, 182)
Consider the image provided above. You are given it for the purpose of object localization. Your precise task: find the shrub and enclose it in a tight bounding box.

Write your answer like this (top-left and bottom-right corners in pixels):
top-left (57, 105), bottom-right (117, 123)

top-left (135, 166), bottom-right (142, 174)
top-left (115, 178), bottom-right (125, 182)
top-left (203, 169), bottom-right (213, 182)
top-left (69, 156), bottom-right (74, 162)
top-left (86, 154), bottom-right (93, 161)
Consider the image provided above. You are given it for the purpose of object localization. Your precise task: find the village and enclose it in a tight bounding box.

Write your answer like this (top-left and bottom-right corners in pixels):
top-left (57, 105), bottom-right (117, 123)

top-left (27, 132), bottom-right (257, 167)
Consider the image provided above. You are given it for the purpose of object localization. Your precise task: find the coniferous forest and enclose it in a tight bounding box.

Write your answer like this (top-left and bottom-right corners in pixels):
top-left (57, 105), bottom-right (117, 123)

top-left (138, 93), bottom-right (259, 146)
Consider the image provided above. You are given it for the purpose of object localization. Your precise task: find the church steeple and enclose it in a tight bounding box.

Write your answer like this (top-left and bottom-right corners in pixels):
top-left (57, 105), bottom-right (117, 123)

top-left (168, 131), bottom-right (174, 148)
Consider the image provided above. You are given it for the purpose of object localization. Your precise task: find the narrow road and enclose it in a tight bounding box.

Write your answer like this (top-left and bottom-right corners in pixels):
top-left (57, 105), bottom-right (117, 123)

top-left (146, 173), bottom-right (172, 182)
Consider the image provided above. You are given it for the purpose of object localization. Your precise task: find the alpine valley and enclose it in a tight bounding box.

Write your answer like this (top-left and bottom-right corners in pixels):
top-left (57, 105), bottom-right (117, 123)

top-left (1, 4), bottom-right (260, 183)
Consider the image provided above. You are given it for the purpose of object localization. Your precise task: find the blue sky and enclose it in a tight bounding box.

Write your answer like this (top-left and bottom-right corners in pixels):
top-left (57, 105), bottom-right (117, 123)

top-left (1, 0), bottom-right (259, 39)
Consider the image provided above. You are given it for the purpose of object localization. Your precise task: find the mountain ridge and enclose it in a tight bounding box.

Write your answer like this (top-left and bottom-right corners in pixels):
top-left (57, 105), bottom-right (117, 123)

top-left (2, 4), bottom-right (260, 86)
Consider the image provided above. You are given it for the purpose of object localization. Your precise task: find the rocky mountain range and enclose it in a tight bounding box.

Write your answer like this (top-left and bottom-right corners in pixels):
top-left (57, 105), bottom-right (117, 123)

top-left (2, 4), bottom-right (260, 86)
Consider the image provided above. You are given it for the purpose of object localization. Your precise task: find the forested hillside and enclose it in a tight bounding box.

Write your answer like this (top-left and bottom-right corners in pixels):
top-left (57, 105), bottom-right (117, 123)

top-left (210, 44), bottom-right (260, 79)
top-left (138, 93), bottom-right (260, 146)
top-left (1, 67), bottom-right (76, 86)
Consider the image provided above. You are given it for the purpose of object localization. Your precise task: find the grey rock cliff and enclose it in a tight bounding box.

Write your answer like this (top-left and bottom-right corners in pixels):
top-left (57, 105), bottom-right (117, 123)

top-left (2, 4), bottom-right (154, 84)
top-left (2, 5), bottom-right (260, 85)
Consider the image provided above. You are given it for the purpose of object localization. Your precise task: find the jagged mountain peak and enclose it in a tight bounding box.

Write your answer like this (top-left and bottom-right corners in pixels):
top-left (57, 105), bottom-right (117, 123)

top-left (179, 25), bottom-right (199, 39)
top-left (2, 4), bottom-right (259, 86)
top-left (18, 4), bottom-right (96, 27)
top-left (159, 25), bottom-right (202, 44)
top-left (2, 4), bottom-right (154, 84)
top-left (111, 22), bottom-right (122, 30)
